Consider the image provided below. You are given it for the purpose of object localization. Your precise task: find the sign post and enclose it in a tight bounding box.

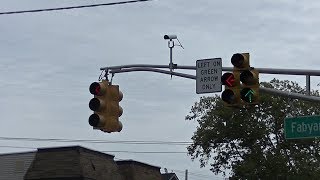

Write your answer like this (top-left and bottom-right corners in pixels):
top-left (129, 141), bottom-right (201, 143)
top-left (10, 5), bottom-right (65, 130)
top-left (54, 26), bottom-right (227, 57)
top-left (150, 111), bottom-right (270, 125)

top-left (196, 58), bottom-right (222, 94)
top-left (284, 115), bottom-right (320, 139)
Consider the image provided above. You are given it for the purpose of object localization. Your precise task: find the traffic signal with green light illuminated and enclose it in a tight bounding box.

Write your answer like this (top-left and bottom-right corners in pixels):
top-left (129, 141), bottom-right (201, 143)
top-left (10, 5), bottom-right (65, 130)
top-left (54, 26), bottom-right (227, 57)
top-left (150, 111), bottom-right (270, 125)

top-left (88, 80), bottom-right (123, 133)
top-left (240, 68), bottom-right (259, 105)
top-left (221, 53), bottom-right (260, 106)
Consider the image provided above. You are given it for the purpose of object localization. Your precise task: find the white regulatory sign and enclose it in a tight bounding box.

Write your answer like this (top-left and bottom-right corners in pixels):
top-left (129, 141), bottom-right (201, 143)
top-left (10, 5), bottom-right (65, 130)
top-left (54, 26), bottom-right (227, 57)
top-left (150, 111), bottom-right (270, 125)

top-left (196, 58), bottom-right (222, 94)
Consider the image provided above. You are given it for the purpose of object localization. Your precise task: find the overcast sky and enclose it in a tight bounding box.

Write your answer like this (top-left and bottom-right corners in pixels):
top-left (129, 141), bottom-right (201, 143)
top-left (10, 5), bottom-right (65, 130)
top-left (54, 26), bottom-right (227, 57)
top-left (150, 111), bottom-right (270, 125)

top-left (1, 0), bottom-right (320, 179)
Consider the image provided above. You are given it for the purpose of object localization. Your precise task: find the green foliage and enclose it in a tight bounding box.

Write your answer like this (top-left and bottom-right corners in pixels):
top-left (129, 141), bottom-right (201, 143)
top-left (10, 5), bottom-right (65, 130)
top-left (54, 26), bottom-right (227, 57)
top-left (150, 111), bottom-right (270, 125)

top-left (186, 79), bottom-right (320, 178)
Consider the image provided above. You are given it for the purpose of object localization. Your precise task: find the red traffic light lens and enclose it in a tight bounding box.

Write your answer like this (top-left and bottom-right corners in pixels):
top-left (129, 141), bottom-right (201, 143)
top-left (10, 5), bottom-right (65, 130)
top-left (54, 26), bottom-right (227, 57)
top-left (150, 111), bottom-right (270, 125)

top-left (221, 89), bottom-right (236, 104)
top-left (221, 73), bottom-right (235, 87)
top-left (231, 53), bottom-right (244, 68)
top-left (89, 82), bottom-right (102, 95)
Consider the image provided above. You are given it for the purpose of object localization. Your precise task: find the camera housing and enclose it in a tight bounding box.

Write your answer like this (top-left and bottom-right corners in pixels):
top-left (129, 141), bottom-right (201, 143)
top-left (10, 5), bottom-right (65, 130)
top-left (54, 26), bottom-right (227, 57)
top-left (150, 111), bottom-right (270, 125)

top-left (164, 35), bottom-right (177, 40)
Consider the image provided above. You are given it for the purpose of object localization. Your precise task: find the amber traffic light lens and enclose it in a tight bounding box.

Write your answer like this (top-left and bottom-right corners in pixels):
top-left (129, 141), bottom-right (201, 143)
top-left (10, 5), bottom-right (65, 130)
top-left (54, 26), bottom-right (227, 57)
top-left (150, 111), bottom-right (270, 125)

top-left (240, 70), bottom-right (254, 85)
top-left (89, 98), bottom-right (101, 111)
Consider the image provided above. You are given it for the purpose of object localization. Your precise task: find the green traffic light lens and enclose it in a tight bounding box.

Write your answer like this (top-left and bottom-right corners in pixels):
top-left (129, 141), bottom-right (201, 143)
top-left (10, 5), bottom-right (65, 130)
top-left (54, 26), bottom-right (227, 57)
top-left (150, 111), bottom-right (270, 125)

top-left (240, 88), bottom-right (255, 103)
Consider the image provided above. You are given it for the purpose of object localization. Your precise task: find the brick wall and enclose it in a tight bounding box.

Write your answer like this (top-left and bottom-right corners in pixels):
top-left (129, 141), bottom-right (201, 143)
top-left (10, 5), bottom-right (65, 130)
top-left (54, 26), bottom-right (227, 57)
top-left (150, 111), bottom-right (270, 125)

top-left (24, 146), bottom-right (122, 180)
top-left (24, 147), bottom-right (82, 179)
top-left (79, 148), bottom-right (122, 180)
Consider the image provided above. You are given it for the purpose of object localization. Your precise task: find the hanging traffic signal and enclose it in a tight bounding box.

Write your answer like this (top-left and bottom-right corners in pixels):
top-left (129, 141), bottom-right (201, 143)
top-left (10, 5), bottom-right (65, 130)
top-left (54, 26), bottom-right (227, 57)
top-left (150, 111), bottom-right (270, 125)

top-left (88, 80), bottom-right (123, 133)
top-left (232, 53), bottom-right (259, 105)
top-left (221, 72), bottom-right (240, 106)
top-left (221, 53), bottom-right (260, 107)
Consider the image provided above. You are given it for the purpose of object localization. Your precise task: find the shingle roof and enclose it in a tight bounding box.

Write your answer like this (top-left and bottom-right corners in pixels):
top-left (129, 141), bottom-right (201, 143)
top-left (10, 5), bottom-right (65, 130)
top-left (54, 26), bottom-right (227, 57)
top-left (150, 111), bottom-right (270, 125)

top-left (161, 173), bottom-right (179, 180)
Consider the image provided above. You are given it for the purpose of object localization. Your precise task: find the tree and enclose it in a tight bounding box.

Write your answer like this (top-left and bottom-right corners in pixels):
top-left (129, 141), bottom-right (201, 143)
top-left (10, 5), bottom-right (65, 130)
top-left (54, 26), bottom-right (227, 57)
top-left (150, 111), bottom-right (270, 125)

top-left (186, 79), bottom-right (320, 179)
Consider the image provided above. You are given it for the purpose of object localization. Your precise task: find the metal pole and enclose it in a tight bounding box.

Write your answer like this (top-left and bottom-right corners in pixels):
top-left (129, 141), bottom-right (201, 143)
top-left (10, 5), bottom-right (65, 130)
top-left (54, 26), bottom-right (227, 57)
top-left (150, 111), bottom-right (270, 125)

top-left (109, 67), bottom-right (196, 80)
top-left (100, 64), bottom-right (170, 70)
top-left (260, 87), bottom-right (320, 103)
top-left (170, 45), bottom-right (173, 78)
top-left (185, 169), bottom-right (188, 180)
top-left (306, 75), bottom-right (311, 95)
top-left (102, 64), bottom-right (320, 76)
top-left (104, 64), bottom-right (320, 102)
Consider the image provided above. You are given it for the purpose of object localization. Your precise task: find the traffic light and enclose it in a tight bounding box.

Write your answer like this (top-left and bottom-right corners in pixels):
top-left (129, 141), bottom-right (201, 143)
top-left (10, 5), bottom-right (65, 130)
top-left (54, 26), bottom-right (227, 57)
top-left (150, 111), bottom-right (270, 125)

top-left (221, 72), bottom-right (240, 106)
top-left (221, 53), bottom-right (260, 107)
top-left (240, 68), bottom-right (259, 105)
top-left (88, 80), bottom-right (123, 133)
top-left (232, 53), bottom-right (259, 105)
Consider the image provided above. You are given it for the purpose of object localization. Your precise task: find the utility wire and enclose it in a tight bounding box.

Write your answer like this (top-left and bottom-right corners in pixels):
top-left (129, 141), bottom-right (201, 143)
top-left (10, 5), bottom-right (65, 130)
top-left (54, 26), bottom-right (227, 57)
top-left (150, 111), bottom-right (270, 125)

top-left (102, 150), bottom-right (187, 154)
top-left (0, 136), bottom-right (192, 145)
top-left (0, 0), bottom-right (153, 15)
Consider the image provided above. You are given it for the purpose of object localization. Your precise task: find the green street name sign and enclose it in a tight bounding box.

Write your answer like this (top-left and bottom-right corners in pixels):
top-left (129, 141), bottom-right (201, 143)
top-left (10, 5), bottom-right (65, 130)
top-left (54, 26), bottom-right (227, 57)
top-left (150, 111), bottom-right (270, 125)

top-left (285, 115), bottom-right (320, 139)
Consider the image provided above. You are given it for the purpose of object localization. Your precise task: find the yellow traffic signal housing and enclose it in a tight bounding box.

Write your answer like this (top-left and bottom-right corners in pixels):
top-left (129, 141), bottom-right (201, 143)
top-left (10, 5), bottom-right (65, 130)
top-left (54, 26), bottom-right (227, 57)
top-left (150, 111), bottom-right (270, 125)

top-left (239, 68), bottom-right (260, 105)
top-left (88, 80), bottom-right (123, 133)
top-left (221, 71), bottom-right (241, 106)
top-left (223, 52), bottom-right (260, 107)
top-left (231, 53), bottom-right (250, 70)
top-left (101, 84), bottom-right (123, 133)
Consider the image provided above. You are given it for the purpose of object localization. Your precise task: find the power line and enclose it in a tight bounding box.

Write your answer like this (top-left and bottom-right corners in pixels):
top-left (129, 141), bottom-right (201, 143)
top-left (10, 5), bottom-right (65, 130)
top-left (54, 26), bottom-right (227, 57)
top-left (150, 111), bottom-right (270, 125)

top-left (102, 150), bottom-right (187, 154)
top-left (0, 136), bottom-right (192, 145)
top-left (0, 0), bottom-right (153, 15)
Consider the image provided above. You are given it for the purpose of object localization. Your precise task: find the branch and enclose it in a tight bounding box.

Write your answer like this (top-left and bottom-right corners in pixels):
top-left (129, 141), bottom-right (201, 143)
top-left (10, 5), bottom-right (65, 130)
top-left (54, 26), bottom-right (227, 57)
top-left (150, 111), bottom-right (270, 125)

top-left (230, 141), bottom-right (244, 160)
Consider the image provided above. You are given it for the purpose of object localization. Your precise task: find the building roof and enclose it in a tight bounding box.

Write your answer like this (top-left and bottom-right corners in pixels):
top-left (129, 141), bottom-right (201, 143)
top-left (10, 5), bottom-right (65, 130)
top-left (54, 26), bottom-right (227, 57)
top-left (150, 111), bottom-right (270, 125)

top-left (0, 150), bottom-right (36, 156)
top-left (116, 159), bottom-right (161, 170)
top-left (37, 145), bottom-right (115, 158)
top-left (0, 145), bottom-right (116, 159)
top-left (161, 173), bottom-right (180, 180)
